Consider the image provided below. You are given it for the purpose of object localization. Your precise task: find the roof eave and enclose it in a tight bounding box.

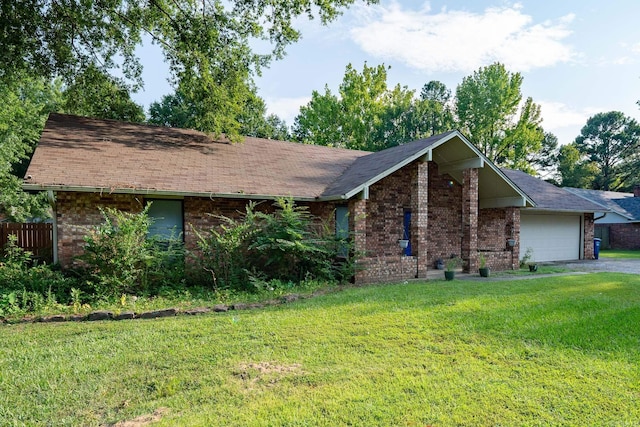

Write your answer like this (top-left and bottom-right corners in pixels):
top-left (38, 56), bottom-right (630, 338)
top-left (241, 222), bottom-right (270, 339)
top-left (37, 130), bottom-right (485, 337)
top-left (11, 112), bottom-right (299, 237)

top-left (22, 184), bottom-right (319, 202)
top-left (523, 207), bottom-right (610, 214)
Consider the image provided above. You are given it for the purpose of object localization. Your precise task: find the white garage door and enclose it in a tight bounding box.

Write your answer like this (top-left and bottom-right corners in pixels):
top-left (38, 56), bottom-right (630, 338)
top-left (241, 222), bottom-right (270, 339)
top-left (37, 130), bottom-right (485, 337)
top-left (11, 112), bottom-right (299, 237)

top-left (520, 214), bottom-right (581, 262)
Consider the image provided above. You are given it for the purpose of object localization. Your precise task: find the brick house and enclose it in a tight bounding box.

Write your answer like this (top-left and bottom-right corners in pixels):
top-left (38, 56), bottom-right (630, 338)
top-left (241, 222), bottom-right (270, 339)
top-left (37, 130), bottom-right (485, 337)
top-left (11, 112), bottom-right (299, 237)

top-left (565, 187), bottom-right (640, 250)
top-left (24, 114), bottom-right (602, 283)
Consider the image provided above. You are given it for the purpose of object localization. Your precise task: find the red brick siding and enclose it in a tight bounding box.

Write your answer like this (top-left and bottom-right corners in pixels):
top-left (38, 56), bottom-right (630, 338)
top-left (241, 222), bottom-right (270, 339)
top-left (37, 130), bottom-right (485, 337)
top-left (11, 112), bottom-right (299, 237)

top-left (412, 161), bottom-right (429, 278)
top-left (461, 168), bottom-right (479, 271)
top-left (353, 164), bottom-right (415, 283)
top-left (55, 192), bottom-right (142, 266)
top-left (427, 164), bottom-right (463, 265)
top-left (478, 207), bottom-right (521, 270)
top-left (606, 222), bottom-right (640, 250)
top-left (583, 213), bottom-right (595, 257)
top-left (55, 193), bottom-right (339, 268)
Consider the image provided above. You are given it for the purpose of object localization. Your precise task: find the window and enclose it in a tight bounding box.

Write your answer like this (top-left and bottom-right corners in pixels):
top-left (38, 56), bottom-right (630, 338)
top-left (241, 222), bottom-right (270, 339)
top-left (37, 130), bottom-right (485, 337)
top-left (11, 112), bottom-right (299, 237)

top-left (146, 199), bottom-right (184, 241)
top-left (335, 206), bottom-right (349, 257)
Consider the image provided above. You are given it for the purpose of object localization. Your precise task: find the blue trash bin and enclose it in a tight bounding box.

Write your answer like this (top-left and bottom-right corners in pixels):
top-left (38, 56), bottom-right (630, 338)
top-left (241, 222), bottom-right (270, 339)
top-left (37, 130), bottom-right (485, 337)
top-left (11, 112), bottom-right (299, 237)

top-left (594, 238), bottom-right (601, 259)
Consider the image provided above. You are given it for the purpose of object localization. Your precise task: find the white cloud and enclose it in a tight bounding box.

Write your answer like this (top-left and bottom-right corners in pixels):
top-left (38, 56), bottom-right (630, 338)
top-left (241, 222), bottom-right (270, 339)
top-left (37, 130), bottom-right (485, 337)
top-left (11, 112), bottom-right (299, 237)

top-left (538, 100), bottom-right (600, 143)
top-left (264, 96), bottom-right (312, 125)
top-left (349, 2), bottom-right (576, 73)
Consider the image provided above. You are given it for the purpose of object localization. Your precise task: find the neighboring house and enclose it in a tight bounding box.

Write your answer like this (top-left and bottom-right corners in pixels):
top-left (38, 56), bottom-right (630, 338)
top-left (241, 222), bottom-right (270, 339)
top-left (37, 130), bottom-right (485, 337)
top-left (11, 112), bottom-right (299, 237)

top-left (565, 187), bottom-right (640, 249)
top-left (24, 114), bottom-right (603, 283)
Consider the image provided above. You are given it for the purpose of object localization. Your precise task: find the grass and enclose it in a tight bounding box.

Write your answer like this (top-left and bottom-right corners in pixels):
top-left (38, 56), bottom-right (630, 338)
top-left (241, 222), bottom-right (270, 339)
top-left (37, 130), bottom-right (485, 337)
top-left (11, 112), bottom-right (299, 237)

top-left (599, 249), bottom-right (640, 259)
top-left (1, 273), bottom-right (640, 426)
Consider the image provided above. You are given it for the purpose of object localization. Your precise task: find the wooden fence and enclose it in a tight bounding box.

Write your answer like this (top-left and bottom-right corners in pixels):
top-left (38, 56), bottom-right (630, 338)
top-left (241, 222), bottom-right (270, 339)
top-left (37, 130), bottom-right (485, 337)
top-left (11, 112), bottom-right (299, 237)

top-left (0, 223), bottom-right (53, 263)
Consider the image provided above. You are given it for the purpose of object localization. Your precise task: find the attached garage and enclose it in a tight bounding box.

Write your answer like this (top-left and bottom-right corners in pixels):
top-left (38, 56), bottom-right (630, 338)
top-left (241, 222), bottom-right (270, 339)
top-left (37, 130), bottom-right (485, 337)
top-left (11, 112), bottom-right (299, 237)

top-left (520, 213), bottom-right (582, 262)
top-left (502, 169), bottom-right (606, 263)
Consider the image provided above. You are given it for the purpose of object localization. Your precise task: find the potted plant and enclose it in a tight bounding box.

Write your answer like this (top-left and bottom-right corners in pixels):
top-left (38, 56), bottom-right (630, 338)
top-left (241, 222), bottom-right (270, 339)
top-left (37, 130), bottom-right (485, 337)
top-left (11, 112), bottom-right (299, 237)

top-left (478, 253), bottom-right (489, 277)
top-left (398, 239), bottom-right (409, 250)
top-left (444, 256), bottom-right (461, 280)
top-left (521, 247), bottom-right (537, 272)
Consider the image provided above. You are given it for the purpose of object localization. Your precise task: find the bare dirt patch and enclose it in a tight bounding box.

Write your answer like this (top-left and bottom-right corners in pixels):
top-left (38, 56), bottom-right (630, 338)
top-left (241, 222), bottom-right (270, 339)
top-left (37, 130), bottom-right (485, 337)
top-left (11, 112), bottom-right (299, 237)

top-left (110, 407), bottom-right (170, 427)
top-left (234, 362), bottom-right (303, 389)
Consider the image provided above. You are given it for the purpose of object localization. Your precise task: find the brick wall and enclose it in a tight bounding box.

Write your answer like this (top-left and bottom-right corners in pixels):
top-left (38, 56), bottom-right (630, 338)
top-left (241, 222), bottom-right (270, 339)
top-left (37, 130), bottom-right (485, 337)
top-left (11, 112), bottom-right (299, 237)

top-left (427, 163), bottom-right (463, 265)
top-left (461, 168), bottom-right (479, 271)
top-left (607, 222), bottom-right (640, 250)
top-left (353, 164), bottom-right (416, 283)
top-left (55, 192), bottom-right (340, 267)
top-left (56, 192), bottom-right (142, 266)
top-left (478, 207), bottom-right (520, 270)
top-left (583, 213), bottom-right (595, 257)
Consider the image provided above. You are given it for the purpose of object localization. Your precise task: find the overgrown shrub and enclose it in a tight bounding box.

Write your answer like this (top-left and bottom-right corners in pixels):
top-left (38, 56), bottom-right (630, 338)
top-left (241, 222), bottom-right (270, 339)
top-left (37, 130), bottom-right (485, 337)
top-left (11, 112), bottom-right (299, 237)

top-left (78, 205), bottom-right (185, 297)
top-left (195, 198), bottom-right (357, 291)
top-left (0, 235), bottom-right (76, 315)
top-left (193, 204), bottom-right (258, 290)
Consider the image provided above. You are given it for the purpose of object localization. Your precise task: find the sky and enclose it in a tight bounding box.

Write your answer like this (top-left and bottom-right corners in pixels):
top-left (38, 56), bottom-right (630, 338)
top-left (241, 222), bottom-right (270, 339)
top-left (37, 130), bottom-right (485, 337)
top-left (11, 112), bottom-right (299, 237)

top-left (132, 0), bottom-right (640, 146)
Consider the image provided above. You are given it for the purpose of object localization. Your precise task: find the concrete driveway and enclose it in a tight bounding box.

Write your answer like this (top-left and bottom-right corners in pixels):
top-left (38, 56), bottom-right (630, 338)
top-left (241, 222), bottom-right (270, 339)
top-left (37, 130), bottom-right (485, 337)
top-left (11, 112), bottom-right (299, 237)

top-left (552, 258), bottom-right (640, 274)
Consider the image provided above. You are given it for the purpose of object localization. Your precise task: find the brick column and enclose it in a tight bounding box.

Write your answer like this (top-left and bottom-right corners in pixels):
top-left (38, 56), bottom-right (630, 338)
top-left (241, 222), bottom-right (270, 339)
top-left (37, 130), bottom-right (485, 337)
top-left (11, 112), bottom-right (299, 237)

top-left (506, 207), bottom-right (520, 269)
top-left (583, 213), bottom-right (594, 259)
top-left (461, 168), bottom-right (479, 272)
top-left (351, 198), bottom-right (368, 283)
top-left (411, 161), bottom-right (429, 278)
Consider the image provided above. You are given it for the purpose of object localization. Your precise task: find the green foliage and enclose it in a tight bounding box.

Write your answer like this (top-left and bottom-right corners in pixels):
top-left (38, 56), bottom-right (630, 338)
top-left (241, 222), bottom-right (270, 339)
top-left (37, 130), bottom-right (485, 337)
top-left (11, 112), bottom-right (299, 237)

top-left (1, 0), bottom-right (377, 139)
top-left (149, 85), bottom-right (291, 140)
top-left (445, 256), bottom-right (462, 271)
top-left (0, 235), bottom-right (76, 313)
top-left (413, 80), bottom-right (455, 137)
top-left (194, 204), bottom-right (259, 290)
top-left (78, 205), bottom-right (184, 297)
top-left (195, 198), bottom-right (356, 291)
top-left (573, 111), bottom-right (640, 191)
top-left (0, 73), bottom-right (61, 220)
top-left (294, 62), bottom-right (418, 150)
top-left (61, 65), bottom-right (145, 122)
top-left (456, 62), bottom-right (545, 170)
top-left (520, 246), bottom-right (535, 267)
top-left (557, 143), bottom-right (598, 188)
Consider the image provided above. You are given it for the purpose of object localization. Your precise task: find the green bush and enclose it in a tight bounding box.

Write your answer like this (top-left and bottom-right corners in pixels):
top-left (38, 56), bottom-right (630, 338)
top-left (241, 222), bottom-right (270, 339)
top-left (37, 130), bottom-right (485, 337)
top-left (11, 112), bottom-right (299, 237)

top-left (0, 235), bottom-right (76, 315)
top-left (195, 198), bottom-right (357, 291)
top-left (78, 205), bottom-right (185, 297)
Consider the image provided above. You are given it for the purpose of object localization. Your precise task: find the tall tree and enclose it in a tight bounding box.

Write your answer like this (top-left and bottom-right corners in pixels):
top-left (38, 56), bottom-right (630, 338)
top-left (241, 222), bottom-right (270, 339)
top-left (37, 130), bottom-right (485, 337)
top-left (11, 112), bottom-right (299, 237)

top-left (1, 0), bottom-right (376, 139)
top-left (61, 65), bottom-right (145, 122)
top-left (414, 81), bottom-right (454, 137)
top-left (527, 131), bottom-right (559, 179)
top-left (455, 62), bottom-right (544, 169)
top-left (148, 85), bottom-right (291, 140)
top-left (293, 87), bottom-right (342, 146)
top-left (294, 63), bottom-right (415, 150)
top-left (0, 74), bottom-right (62, 220)
top-left (574, 111), bottom-right (640, 191)
top-left (556, 143), bottom-right (598, 188)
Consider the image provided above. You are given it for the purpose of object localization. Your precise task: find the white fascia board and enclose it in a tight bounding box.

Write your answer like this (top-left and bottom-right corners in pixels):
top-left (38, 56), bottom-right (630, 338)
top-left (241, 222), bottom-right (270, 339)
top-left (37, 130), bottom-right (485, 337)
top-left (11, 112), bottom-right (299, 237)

top-left (522, 207), bottom-right (609, 214)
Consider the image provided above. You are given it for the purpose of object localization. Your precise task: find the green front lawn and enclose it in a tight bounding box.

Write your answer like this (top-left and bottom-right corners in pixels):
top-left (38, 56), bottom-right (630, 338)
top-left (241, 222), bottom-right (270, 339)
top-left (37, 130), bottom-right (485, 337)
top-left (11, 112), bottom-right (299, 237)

top-left (599, 249), bottom-right (640, 259)
top-left (1, 273), bottom-right (639, 426)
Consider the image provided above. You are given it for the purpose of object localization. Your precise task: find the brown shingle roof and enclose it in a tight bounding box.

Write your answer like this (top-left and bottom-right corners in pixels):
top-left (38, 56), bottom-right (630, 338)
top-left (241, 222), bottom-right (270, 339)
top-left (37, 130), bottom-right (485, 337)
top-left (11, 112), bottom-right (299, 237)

top-left (24, 113), bottom-right (369, 200)
top-left (502, 169), bottom-right (606, 212)
top-left (321, 131), bottom-right (457, 197)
